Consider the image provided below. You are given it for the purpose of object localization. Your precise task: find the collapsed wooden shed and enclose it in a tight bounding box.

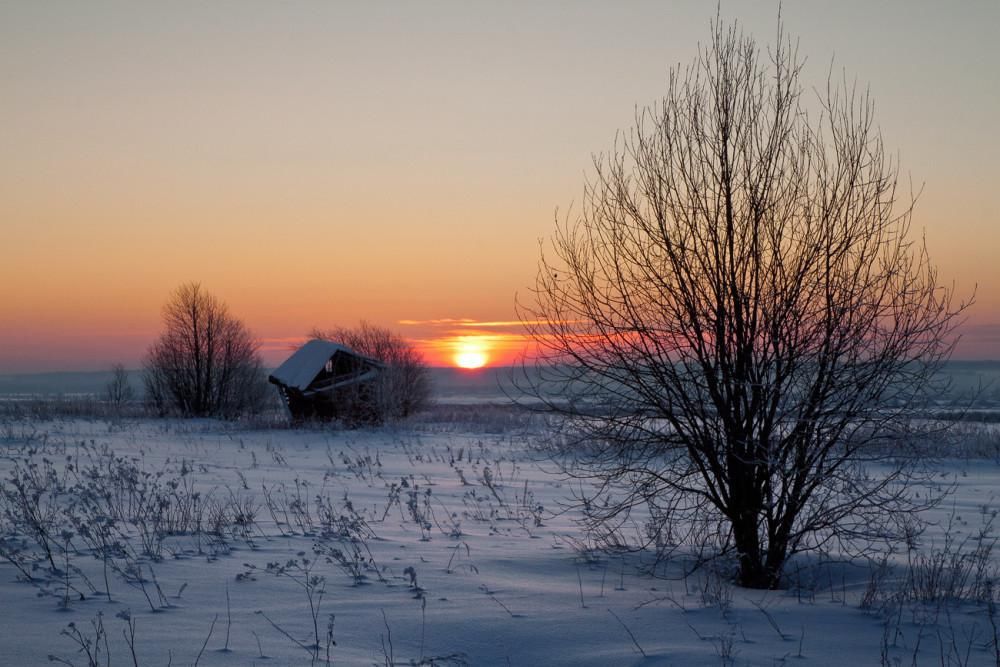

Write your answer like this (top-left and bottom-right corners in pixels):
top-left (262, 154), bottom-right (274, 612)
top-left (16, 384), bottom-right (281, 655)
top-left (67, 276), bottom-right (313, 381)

top-left (268, 339), bottom-right (384, 422)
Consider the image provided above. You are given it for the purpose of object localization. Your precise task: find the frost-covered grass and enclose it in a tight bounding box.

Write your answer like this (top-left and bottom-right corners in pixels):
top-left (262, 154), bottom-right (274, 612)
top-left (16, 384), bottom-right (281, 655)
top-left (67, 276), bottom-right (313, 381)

top-left (1, 411), bottom-right (1000, 665)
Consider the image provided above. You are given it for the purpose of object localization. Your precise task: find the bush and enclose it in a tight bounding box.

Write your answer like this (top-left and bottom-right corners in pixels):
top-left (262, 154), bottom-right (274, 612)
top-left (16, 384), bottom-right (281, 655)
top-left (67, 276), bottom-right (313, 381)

top-left (144, 283), bottom-right (269, 418)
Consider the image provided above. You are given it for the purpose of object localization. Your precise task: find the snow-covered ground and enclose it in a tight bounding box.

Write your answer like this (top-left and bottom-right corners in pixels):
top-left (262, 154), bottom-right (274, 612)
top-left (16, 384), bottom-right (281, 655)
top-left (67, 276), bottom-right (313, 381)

top-left (1, 410), bottom-right (999, 666)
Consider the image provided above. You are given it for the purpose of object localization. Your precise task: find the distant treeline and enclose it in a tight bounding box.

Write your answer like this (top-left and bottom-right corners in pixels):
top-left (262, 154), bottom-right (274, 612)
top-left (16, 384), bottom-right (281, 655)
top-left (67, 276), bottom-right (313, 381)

top-left (1, 362), bottom-right (999, 408)
top-left (0, 366), bottom-right (518, 401)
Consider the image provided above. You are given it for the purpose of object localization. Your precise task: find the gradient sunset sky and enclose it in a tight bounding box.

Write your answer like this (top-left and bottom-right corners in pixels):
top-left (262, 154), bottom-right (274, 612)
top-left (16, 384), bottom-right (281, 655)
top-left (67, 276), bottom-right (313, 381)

top-left (1, 1), bottom-right (997, 372)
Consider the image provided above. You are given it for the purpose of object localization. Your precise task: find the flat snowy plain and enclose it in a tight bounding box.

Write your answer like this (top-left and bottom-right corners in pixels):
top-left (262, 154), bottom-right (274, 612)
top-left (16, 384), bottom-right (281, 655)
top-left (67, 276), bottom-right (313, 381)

top-left (2, 401), bottom-right (1000, 666)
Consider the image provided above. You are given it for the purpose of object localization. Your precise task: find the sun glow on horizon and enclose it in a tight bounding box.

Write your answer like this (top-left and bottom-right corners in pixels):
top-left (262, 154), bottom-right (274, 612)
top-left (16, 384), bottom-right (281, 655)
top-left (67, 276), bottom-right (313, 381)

top-left (453, 338), bottom-right (489, 369)
top-left (404, 322), bottom-right (536, 369)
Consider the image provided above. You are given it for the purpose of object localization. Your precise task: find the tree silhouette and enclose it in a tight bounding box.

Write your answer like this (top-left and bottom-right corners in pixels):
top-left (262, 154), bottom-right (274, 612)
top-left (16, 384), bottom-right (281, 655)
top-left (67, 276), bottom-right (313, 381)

top-left (144, 283), bottom-right (268, 418)
top-left (519, 19), bottom-right (969, 589)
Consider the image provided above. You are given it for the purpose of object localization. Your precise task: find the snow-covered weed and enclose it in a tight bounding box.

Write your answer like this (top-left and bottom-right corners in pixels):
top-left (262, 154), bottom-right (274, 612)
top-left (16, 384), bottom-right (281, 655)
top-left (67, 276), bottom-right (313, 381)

top-left (245, 557), bottom-right (331, 661)
top-left (903, 511), bottom-right (998, 605)
top-left (48, 613), bottom-right (110, 667)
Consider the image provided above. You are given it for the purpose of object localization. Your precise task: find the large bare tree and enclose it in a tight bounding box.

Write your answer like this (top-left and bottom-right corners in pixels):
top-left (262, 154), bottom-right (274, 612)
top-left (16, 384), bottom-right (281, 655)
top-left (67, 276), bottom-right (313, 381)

top-left (144, 283), bottom-right (269, 418)
top-left (519, 20), bottom-right (968, 589)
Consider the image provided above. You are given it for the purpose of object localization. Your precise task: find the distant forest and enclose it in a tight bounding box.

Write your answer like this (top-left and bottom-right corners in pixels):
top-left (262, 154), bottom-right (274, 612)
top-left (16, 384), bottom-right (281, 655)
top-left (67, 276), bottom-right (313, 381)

top-left (2, 362), bottom-right (1000, 406)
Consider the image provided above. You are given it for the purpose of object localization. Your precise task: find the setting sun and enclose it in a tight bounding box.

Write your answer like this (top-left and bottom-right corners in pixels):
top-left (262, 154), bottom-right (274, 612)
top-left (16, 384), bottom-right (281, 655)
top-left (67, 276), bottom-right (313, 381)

top-left (453, 339), bottom-right (489, 369)
top-left (455, 351), bottom-right (487, 369)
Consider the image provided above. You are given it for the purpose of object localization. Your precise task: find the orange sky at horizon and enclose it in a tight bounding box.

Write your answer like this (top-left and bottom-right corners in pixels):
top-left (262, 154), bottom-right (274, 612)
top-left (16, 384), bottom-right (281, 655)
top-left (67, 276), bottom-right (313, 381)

top-left (255, 322), bottom-right (533, 370)
top-left (1, 2), bottom-right (997, 373)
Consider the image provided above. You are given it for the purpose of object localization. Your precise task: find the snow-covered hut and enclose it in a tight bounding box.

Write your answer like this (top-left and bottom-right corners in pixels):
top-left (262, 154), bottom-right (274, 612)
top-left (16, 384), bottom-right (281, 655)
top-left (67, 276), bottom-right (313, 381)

top-left (268, 339), bottom-right (384, 421)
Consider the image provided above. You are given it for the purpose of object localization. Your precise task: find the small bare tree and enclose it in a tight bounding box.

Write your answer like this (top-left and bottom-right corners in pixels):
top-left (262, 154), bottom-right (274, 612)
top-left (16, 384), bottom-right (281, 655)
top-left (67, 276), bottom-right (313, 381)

top-left (104, 363), bottom-right (134, 412)
top-left (519, 19), bottom-right (969, 588)
top-left (144, 283), bottom-right (269, 418)
top-left (311, 322), bottom-right (431, 421)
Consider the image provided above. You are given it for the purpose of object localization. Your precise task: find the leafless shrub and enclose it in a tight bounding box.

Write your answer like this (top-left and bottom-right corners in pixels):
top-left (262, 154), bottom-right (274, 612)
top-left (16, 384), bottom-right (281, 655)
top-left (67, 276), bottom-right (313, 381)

top-left (104, 363), bottom-right (135, 414)
top-left (861, 555), bottom-right (894, 613)
top-left (144, 282), bottom-right (270, 418)
top-left (902, 512), bottom-right (999, 606)
top-left (698, 564), bottom-right (734, 615)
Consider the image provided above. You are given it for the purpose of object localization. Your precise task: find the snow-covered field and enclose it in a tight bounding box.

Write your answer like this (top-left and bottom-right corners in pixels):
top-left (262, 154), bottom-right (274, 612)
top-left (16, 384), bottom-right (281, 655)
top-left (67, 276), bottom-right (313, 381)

top-left (1, 409), bottom-right (1000, 666)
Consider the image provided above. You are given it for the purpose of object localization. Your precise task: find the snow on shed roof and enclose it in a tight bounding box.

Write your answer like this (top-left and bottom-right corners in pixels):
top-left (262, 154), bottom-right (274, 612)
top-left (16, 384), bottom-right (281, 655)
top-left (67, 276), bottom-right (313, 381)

top-left (269, 339), bottom-right (379, 391)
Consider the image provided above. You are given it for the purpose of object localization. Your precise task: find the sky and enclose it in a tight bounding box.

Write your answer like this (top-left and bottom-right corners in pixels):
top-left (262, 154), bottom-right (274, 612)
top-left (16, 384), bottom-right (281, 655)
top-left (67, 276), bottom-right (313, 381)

top-left (1, 1), bottom-right (997, 371)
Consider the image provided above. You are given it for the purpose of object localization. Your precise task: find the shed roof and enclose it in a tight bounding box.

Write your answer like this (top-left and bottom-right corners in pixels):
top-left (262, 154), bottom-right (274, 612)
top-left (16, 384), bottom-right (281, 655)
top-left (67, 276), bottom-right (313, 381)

top-left (269, 339), bottom-right (380, 391)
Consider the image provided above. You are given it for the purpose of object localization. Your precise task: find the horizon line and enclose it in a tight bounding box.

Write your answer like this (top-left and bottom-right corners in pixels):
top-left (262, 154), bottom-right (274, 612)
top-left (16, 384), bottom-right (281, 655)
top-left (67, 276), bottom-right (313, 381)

top-left (3, 358), bottom-right (1000, 377)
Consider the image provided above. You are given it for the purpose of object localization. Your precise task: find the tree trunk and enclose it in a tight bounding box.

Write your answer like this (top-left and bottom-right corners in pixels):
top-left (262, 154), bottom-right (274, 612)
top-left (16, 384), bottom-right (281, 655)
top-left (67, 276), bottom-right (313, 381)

top-left (732, 513), bottom-right (783, 589)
